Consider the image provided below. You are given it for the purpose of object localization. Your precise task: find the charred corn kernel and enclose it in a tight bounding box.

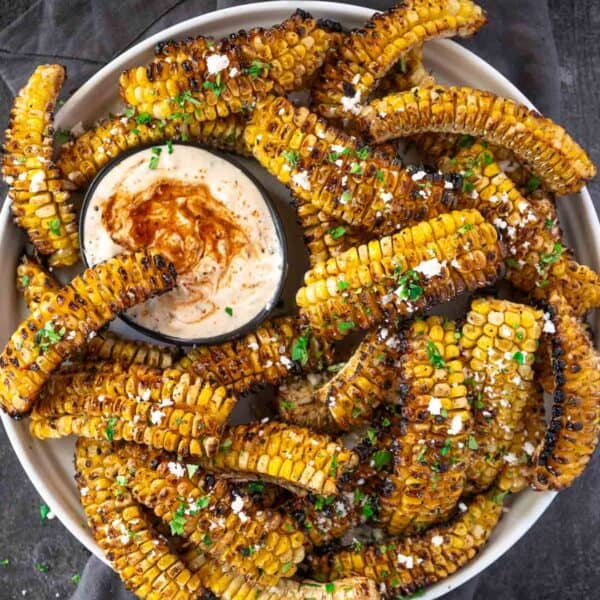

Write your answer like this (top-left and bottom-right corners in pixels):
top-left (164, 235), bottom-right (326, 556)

top-left (174, 316), bottom-right (333, 394)
top-left (439, 141), bottom-right (600, 315)
top-left (57, 113), bottom-right (249, 188)
top-left (245, 95), bottom-right (463, 236)
top-left (531, 293), bottom-right (600, 490)
top-left (308, 489), bottom-right (502, 596)
top-left (74, 439), bottom-right (203, 598)
top-left (119, 11), bottom-right (338, 121)
top-left (376, 47), bottom-right (436, 96)
top-left (311, 0), bottom-right (486, 119)
top-left (1, 65), bottom-right (79, 266)
top-left (362, 86), bottom-right (596, 195)
top-left (197, 421), bottom-right (357, 495)
top-left (0, 251), bottom-right (176, 417)
top-left (379, 317), bottom-right (471, 535)
top-left (16, 254), bottom-right (60, 312)
top-left (296, 209), bottom-right (504, 340)
top-left (111, 444), bottom-right (306, 586)
top-left (459, 297), bottom-right (544, 493)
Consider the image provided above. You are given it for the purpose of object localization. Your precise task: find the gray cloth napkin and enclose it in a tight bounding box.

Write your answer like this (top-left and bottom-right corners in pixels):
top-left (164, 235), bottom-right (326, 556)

top-left (0, 1), bottom-right (565, 599)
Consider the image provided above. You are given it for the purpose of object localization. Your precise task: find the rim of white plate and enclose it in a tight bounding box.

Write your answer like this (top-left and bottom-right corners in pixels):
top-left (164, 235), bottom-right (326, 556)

top-left (1, 3), bottom-right (598, 597)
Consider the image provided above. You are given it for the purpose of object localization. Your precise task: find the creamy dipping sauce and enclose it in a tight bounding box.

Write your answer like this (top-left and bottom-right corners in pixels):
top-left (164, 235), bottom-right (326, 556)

top-left (83, 145), bottom-right (284, 340)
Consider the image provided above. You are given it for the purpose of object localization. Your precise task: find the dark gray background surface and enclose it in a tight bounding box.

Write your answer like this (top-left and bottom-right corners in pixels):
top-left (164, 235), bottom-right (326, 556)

top-left (0, 1), bottom-right (598, 599)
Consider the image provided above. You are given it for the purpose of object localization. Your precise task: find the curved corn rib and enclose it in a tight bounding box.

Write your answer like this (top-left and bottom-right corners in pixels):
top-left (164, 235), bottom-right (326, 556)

top-left (112, 444), bottom-right (306, 586)
top-left (459, 297), bottom-right (544, 493)
top-left (16, 254), bottom-right (60, 312)
top-left (1, 65), bottom-right (79, 266)
top-left (119, 11), bottom-right (339, 121)
top-left (174, 316), bottom-right (334, 394)
top-left (361, 86), bottom-right (596, 195)
top-left (0, 251), bottom-right (176, 417)
top-left (379, 316), bottom-right (471, 535)
top-left (244, 95), bottom-right (463, 236)
top-left (57, 113), bottom-right (248, 188)
top-left (310, 0), bottom-right (486, 120)
top-left (196, 421), bottom-right (358, 495)
top-left (296, 209), bottom-right (504, 340)
top-left (531, 293), bottom-right (600, 490)
top-left (74, 439), bottom-right (204, 599)
top-left (439, 141), bottom-right (600, 314)
top-left (307, 489), bottom-right (503, 598)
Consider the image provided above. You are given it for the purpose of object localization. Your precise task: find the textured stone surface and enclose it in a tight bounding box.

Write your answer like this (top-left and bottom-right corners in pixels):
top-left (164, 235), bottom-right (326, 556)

top-left (0, 1), bottom-right (598, 599)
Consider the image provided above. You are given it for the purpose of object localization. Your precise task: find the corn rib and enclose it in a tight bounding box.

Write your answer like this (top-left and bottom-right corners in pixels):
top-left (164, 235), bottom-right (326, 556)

top-left (16, 254), bottom-right (60, 312)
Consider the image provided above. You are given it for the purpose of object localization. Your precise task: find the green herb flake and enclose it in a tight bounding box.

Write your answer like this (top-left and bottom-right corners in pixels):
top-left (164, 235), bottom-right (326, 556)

top-left (202, 72), bottom-right (224, 97)
top-left (456, 223), bottom-right (474, 236)
top-left (376, 169), bottom-right (385, 182)
top-left (248, 481), bottom-right (265, 494)
top-left (372, 449), bottom-right (392, 470)
top-left (462, 180), bottom-right (474, 193)
top-left (48, 218), bottom-right (61, 236)
top-left (468, 435), bottom-right (479, 450)
top-left (329, 453), bottom-right (339, 478)
top-left (361, 500), bottom-right (375, 520)
top-left (36, 563), bottom-right (50, 573)
top-left (71, 573), bottom-right (81, 584)
top-left (329, 225), bottom-right (346, 240)
top-left (540, 242), bottom-right (564, 266)
top-left (366, 428), bottom-right (377, 445)
top-left (439, 407), bottom-right (449, 419)
top-left (426, 340), bottom-right (446, 369)
top-left (186, 464), bottom-right (199, 479)
top-left (131, 127), bottom-right (140, 135)
top-left (124, 106), bottom-right (135, 118)
top-left (34, 321), bottom-right (66, 353)
top-left (281, 561), bottom-right (293, 574)
top-left (544, 218), bottom-right (556, 230)
top-left (526, 175), bottom-right (541, 193)
top-left (104, 416), bottom-right (118, 442)
top-left (166, 139), bottom-right (174, 154)
top-left (325, 582), bottom-right (335, 594)
top-left (356, 146), bottom-right (370, 160)
top-left (340, 190), bottom-right (352, 204)
top-left (457, 134), bottom-right (475, 148)
top-left (0, 560), bottom-right (8, 567)
top-left (440, 438), bottom-right (452, 457)
top-left (202, 533), bottom-right (212, 546)
top-left (244, 60), bottom-right (272, 79)
top-left (291, 333), bottom-right (310, 366)
top-left (513, 351), bottom-right (526, 365)
top-left (172, 90), bottom-right (202, 107)
top-left (505, 257), bottom-right (521, 269)
top-left (224, 306), bottom-right (233, 316)
top-left (394, 269), bottom-right (423, 302)
top-left (337, 279), bottom-right (349, 292)
top-left (349, 162), bottom-right (363, 175)
top-left (55, 129), bottom-right (71, 144)
top-left (482, 151), bottom-right (493, 165)
top-left (279, 399), bottom-right (295, 410)
top-left (337, 321), bottom-right (355, 333)
top-left (281, 149), bottom-right (300, 167)
top-left (398, 56), bottom-right (407, 74)
top-left (219, 439), bottom-right (233, 453)
top-left (135, 111), bottom-right (152, 125)
top-left (148, 146), bottom-right (162, 169)
top-left (116, 475), bottom-right (128, 487)
top-left (169, 501), bottom-right (187, 536)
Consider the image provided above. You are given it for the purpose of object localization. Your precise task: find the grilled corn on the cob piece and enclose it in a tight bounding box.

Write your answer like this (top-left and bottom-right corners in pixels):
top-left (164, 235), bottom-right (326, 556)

top-left (460, 297), bottom-right (544, 493)
top-left (112, 443), bottom-right (306, 586)
top-left (361, 86), bottom-right (596, 195)
top-left (74, 439), bottom-right (204, 599)
top-left (16, 254), bottom-right (60, 311)
top-left (196, 421), bottom-right (358, 495)
top-left (245, 95), bottom-right (463, 235)
top-left (296, 209), bottom-right (504, 339)
top-left (119, 11), bottom-right (338, 121)
top-left (379, 317), bottom-right (471, 535)
top-left (0, 251), bottom-right (176, 417)
top-left (531, 293), bottom-right (600, 490)
top-left (175, 316), bottom-right (333, 394)
top-left (57, 113), bottom-right (249, 188)
top-left (310, 0), bottom-right (486, 119)
top-left (2, 65), bottom-right (80, 266)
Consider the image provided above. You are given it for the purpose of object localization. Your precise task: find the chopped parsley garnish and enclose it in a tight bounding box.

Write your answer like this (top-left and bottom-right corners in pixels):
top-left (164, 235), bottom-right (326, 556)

top-left (48, 218), bottom-right (61, 236)
top-left (456, 223), bottom-right (474, 236)
top-left (328, 147), bottom-right (351, 162)
top-left (279, 399), bottom-right (295, 410)
top-left (327, 362), bottom-right (346, 373)
top-left (248, 481), bottom-right (265, 494)
top-left (169, 501), bottom-right (187, 535)
top-left (0, 560), bottom-right (8, 567)
top-left (186, 464), bottom-right (199, 478)
top-left (55, 129), bottom-right (71, 144)
top-left (104, 417), bottom-right (118, 442)
top-left (202, 533), bottom-right (212, 546)
top-left (526, 175), bottom-right (541, 193)
top-left (539, 242), bottom-right (564, 265)
top-left (468, 435), bottom-right (479, 450)
top-left (244, 60), bottom-right (272, 78)
top-left (291, 332), bottom-right (310, 366)
top-left (172, 90), bottom-right (202, 107)
top-left (124, 106), bottom-right (135, 118)
top-left (281, 149), bottom-right (300, 166)
top-left (505, 257), bottom-right (521, 269)
top-left (224, 306), bottom-right (233, 316)
top-left (516, 330), bottom-right (525, 341)
top-left (34, 321), bottom-right (66, 353)
top-left (189, 496), bottom-right (210, 516)
top-left (281, 561), bottom-right (293, 574)
top-left (372, 449), bottom-right (392, 470)
top-left (337, 320), bottom-right (355, 333)
top-left (219, 439), bottom-right (233, 453)
top-left (71, 573), bottom-right (81, 584)
top-left (36, 563), bottom-right (50, 573)
top-left (398, 56), bottom-right (408, 73)
top-left (325, 582), bottom-right (335, 593)
top-left (202, 73), bottom-right (225, 96)
top-left (116, 475), bottom-right (128, 486)
top-left (240, 545), bottom-right (255, 557)
top-left (482, 151), bottom-right (493, 165)
top-left (512, 351), bottom-right (526, 365)
top-left (366, 428), bottom-right (377, 445)
top-left (544, 218), bottom-right (556, 230)
top-left (356, 146), bottom-right (370, 160)
top-left (314, 495), bottom-right (334, 511)
top-left (361, 499), bottom-right (375, 520)
top-left (462, 180), bottom-right (474, 193)
top-left (426, 340), bottom-right (445, 369)
top-left (440, 438), bottom-right (452, 456)
top-left (457, 134), bottom-right (475, 148)
top-left (395, 269), bottom-right (423, 301)
top-left (439, 407), bottom-right (449, 419)
top-left (351, 538), bottom-right (363, 552)
top-left (40, 504), bottom-right (51, 521)
top-left (329, 453), bottom-right (339, 477)
top-left (166, 139), bottom-right (174, 154)
top-left (337, 279), bottom-right (349, 292)
top-left (328, 225), bottom-right (346, 239)
top-left (340, 190), bottom-right (352, 204)
top-left (135, 111), bottom-right (152, 125)
top-left (350, 162), bottom-right (363, 175)
top-left (148, 146), bottom-right (162, 169)
top-left (492, 490), bottom-right (509, 504)
top-left (131, 127), bottom-right (140, 135)
top-left (474, 393), bottom-right (485, 410)
top-left (376, 169), bottom-right (385, 182)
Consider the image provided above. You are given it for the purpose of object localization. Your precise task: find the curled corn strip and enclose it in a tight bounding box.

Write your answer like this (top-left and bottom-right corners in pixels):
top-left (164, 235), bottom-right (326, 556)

top-left (112, 444), bottom-right (306, 586)
top-left (310, 0), bottom-right (486, 119)
top-left (531, 293), bottom-right (600, 490)
top-left (1, 65), bottom-right (80, 266)
top-left (361, 86), bottom-right (596, 195)
top-left (74, 439), bottom-right (204, 599)
top-left (174, 316), bottom-right (333, 394)
top-left (439, 141), bottom-right (600, 315)
top-left (0, 251), bottom-right (176, 417)
top-left (244, 95), bottom-right (463, 235)
top-left (57, 113), bottom-right (249, 188)
top-left (119, 11), bottom-right (338, 120)
top-left (296, 209), bottom-right (504, 340)
top-left (16, 254), bottom-right (60, 312)
top-left (196, 421), bottom-right (358, 495)
top-left (307, 489), bottom-right (503, 597)
top-left (379, 317), bottom-right (471, 535)
top-left (459, 297), bottom-right (543, 493)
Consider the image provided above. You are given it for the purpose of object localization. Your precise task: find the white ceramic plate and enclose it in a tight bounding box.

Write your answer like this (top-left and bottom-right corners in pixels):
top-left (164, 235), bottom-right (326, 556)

top-left (2, 2), bottom-right (599, 598)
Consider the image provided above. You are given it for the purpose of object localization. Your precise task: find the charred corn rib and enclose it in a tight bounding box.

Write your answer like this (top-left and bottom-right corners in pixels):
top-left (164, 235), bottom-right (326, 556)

top-left (296, 209), bottom-right (504, 340)
top-left (459, 297), bottom-right (543, 493)
top-left (378, 317), bottom-right (471, 535)
top-left (1, 65), bottom-right (79, 266)
top-left (112, 444), bottom-right (306, 586)
top-left (376, 47), bottom-right (435, 97)
top-left (310, 0), bottom-right (486, 120)
top-left (57, 113), bottom-right (248, 188)
top-left (439, 141), bottom-right (600, 314)
top-left (16, 254), bottom-right (60, 311)
top-left (196, 421), bottom-right (358, 495)
top-left (531, 293), bottom-right (600, 490)
top-left (361, 86), bottom-right (596, 195)
top-left (119, 11), bottom-right (338, 121)
top-left (307, 489), bottom-right (502, 598)
top-left (0, 251), bottom-right (176, 417)
top-left (175, 316), bottom-right (333, 394)
top-left (31, 362), bottom-right (235, 449)
top-left (245, 95), bottom-right (463, 236)
top-left (74, 439), bottom-right (204, 599)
